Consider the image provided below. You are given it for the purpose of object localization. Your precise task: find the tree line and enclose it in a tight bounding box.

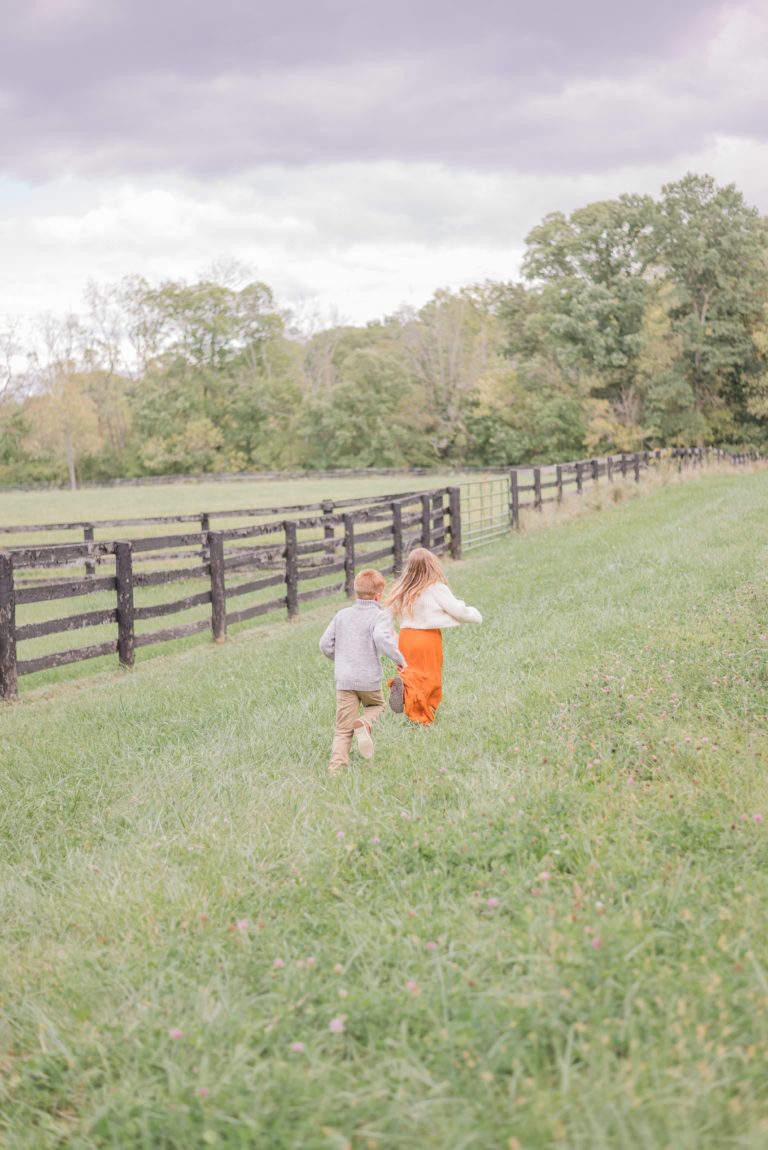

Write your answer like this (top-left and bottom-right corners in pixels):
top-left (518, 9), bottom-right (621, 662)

top-left (2, 173), bottom-right (767, 488)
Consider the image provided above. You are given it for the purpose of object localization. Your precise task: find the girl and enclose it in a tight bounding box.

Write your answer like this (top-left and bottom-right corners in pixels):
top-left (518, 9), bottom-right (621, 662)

top-left (385, 547), bottom-right (482, 726)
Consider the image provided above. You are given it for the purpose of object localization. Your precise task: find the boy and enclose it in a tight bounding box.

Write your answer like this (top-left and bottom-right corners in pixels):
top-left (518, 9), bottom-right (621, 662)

top-left (319, 568), bottom-right (406, 776)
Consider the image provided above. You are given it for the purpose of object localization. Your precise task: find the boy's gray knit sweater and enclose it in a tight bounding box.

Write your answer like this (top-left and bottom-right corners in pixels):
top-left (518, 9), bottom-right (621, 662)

top-left (319, 599), bottom-right (403, 691)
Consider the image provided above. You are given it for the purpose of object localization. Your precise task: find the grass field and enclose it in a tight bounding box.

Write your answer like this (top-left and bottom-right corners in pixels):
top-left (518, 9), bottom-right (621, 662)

top-left (2, 470), bottom-right (768, 1148)
top-left (0, 474), bottom-right (475, 535)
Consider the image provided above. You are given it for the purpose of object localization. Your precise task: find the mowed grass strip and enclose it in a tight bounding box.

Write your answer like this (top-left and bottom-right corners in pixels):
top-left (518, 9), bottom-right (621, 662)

top-left (1, 471), bottom-right (768, 1149)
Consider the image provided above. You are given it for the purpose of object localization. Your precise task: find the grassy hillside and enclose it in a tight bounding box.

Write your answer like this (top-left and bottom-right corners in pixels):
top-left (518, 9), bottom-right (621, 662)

top-left (1, 471), bottom-right (768, 1148)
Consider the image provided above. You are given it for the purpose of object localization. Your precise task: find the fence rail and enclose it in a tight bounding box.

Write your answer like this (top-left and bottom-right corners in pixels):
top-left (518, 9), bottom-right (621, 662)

top-left (0, 446), bottom-right (763, 699)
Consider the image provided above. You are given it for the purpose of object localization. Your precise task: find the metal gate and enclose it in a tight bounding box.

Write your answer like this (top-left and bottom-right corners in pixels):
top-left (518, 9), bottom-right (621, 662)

top-left (459, 476), bottom-right (511, 551)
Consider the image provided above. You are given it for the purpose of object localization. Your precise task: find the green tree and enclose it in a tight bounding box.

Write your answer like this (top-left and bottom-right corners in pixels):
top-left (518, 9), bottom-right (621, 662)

top-left (128, 275), bottom-right (289, 473)
top-left (520, 195), bottom-right (655, 446)
top-left (397, 287), bottom-right (509, 462)
top-left (302, 348), bottom-right (426, 468)
top-left (649, 174), bottom-right (768, 438)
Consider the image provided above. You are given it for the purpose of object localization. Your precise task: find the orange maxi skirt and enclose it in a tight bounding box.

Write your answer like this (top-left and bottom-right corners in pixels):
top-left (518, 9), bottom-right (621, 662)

top-left (397, 628), bottom-right (443, 726)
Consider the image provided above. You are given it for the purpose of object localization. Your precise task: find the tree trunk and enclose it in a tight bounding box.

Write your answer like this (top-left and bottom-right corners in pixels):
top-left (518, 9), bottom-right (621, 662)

top-left (66, 431), bottom-right (77, 491)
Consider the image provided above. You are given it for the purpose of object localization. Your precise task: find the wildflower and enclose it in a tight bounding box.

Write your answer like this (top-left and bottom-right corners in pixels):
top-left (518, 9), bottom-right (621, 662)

top-left (329, 1017), bottom-right (345, 1034)
top-left (333, 963), bottom-right (343, 974)
top-left (426, 941), bottom-right (437, 951)
top-left (235, 919), bottom-right (248, 930)
top-left (487, 897), bottom-right (499, 908)
top-left (406, 980), bottom-right (421, 994)
top-left (754, 814), bottom-right (764, 824)
top-left (336, 831), bottom-right (345, 839)
top-left (169, 1028), bottom-right (183, 1040)
top-left (306, 956), bottom-right (315, 966)
top-left (372, 836), bottom-right (380, 844)
top-left (290, 1041), bottom-right (306, 1053)
top-left (197, 1087), bottom-right (209, 1098)
top-left (591, 937), bottom-right (603, 950)
top-left (273, 958), bottom-right (284, 969)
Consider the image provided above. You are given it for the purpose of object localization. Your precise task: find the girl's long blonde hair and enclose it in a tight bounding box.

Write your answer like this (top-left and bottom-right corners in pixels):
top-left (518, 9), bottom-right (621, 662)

top-left (385, 547), bottom-right (448, 618)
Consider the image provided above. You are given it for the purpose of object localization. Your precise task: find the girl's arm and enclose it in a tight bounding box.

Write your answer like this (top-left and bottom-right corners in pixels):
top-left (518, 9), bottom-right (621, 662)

top-left (432, 582), bottom-right (482, 624)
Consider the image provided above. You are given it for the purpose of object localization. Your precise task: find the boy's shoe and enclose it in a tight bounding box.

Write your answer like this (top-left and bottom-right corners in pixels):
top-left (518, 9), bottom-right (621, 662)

top-left (389, 676), bottom-right (404, 714)
top-left (329, 764), bottom-right (343, 777)
top-left (353, 718), bottom-right (374, 760)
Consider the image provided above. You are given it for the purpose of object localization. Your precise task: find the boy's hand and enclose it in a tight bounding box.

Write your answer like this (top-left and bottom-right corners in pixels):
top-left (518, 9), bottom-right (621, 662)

top-left (397, 662), bottom-right (407, 672)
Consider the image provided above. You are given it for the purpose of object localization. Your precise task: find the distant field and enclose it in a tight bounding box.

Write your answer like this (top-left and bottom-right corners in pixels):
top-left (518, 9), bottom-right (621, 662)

top-left (2, 471), bottom-right (768, 1148)
top-left (0, 473), bottom-right (480, 534)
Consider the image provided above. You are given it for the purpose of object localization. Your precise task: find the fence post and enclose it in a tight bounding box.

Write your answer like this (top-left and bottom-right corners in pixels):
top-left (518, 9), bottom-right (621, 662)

top-left (633, 452), bottom-right (641, 482)
top-left (448, 486), bottom-right (462, 560)
top-left (343, 514), bottom-right (356, 598)
top-left (84, 524), bottom-right (96, 577)
top-left (575, 462), bottom-right (583, 495)
top-left (0, 552), bottom-right (17, 701)
top-left (322, 500), bottom-right (335, 559)
top-left (621, 453), bottom-right (628, 478)
top-left (533, 468), bottom-right (542, 511)
top-left (510, 469), bottom-right (520, 529)
top-left (115, 541), bottom-right (135, 669)
top-left (209, 530), bottom-right (227, 640)
top-left (556, 464), bottom-right (563, 503)
top-left (606, 455), bottom-right (614, 483)
top-left (590, 458), bottom-right (599, 485)
top-left (432, 492), bottom-right (443, 548)
top-left (200, 513), bottom-right (210, 563)
top-left (284, 521), bottom-right (299, 622)
top-left (421, 494), bottom-right (431, 547)
top-left (391, 501), bottom-right (404, 574)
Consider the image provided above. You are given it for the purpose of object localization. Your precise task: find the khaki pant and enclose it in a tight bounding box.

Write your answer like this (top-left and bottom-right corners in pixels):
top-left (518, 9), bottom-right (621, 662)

top-left (330, 688), bottom-right (386, 770)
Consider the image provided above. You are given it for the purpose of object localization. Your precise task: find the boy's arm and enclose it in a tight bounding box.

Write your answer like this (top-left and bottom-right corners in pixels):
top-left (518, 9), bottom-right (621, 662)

top-left (372, 613), bottom-right (406, 668)
top-left (319, 617), bottom-right (336, 659)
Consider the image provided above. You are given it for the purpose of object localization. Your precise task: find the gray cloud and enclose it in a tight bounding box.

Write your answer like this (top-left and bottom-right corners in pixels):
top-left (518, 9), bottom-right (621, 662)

top-left (1, 0), bottom-right (749, 179)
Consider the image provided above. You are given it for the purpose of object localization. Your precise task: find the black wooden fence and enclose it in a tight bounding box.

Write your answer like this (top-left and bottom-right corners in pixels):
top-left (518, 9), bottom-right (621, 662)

top-left (0, 446), bottom-right (763, 700)
top-left (0, 487), bottom-right (461, 700)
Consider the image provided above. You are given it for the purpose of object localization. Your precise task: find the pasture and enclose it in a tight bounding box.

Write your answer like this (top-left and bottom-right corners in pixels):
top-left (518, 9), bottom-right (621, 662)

top-left (0, 474), bottom-right (475, 536)
top-left (1, 470), bottom-right (768, 1148)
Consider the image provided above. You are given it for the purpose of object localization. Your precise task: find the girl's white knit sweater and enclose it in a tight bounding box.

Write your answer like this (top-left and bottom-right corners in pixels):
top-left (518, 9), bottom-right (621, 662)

top-left (395, 581), bottom-right (482, 630)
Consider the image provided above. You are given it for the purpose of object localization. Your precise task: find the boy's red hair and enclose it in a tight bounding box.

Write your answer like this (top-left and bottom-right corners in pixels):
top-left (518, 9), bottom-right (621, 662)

top-left (354, 568), bottom-right (386, 599)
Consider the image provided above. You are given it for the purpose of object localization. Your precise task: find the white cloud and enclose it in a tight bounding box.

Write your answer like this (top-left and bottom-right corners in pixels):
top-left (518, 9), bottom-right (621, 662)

top-left (2, 132), bottom-right (768, 332)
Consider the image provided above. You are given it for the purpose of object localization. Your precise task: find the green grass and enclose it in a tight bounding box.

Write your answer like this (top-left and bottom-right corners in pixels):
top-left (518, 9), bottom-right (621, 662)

top-left (2, 471), bottom-right (768, 1148)
top-left (0, 473), bottom-right (475, 535)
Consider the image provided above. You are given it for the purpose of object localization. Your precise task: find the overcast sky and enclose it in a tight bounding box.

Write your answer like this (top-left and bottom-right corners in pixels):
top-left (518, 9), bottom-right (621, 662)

top-left (1, 0), bottom-right (767, 329)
